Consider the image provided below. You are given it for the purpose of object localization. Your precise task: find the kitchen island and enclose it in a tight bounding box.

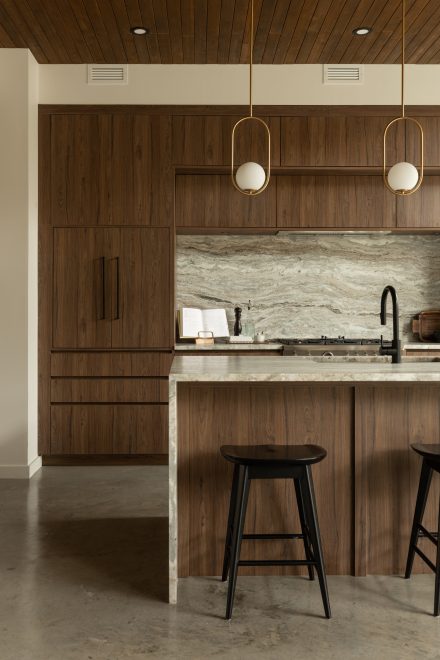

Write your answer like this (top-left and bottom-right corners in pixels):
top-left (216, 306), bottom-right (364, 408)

top-left (169, 356), bottom-right (440, 603)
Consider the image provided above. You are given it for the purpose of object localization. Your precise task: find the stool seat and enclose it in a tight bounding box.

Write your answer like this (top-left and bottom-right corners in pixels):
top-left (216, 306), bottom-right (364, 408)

top-left (411, 443), bottom-right (440, 461)
top-left (220, 443), bottom-right (327, 466)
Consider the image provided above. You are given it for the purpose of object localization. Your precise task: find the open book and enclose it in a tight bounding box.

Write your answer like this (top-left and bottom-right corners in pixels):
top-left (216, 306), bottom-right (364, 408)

top-left (177, 307), bottom-right (229, 339)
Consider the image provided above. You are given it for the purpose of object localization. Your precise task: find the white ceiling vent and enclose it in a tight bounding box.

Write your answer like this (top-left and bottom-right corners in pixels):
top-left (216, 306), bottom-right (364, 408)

top-left (323, 64), bottom-right (364, 84)
top-left (87, 64), bottom-right (128, 85)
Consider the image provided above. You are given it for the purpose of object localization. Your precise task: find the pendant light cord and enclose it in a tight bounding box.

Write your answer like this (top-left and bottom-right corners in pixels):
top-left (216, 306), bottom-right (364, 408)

top-left (249, 0), bottom-right (253, 117)
top-left (401, 0), bottom-right (405, 117)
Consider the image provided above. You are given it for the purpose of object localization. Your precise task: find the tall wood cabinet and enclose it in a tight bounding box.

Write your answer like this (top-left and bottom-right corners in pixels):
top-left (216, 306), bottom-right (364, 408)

top-left (39, 110), bottom-right (173, 458)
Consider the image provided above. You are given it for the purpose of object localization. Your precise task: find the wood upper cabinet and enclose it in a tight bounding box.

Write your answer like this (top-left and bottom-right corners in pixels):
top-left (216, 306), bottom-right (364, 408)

top-left (397, 177), bottom-right (440, 228)
top-left (53, 227), bottom-right (171, 348)
top-left (50, 113), bottom-right (172, 226)
top-left (406, 116), bottom-right (439, 166)
top-left (281, 116), bottom-right (403, 167)
top-left (172, 115), bottom-right (280, 166)
top-left (175, 174), bottom-right (277, 228)
top-left (277, 175), bottom-right (396, 229)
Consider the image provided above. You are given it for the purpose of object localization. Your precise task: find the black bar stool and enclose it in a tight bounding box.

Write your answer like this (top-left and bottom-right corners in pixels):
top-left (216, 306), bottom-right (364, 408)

top-left (220, 443), bottom-right (331, 620)
top-left (405, 443), bottom-right (440, 616)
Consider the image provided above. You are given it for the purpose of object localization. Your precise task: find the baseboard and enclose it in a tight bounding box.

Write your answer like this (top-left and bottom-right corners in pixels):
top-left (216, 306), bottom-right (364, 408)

top-left (42, 454), bottom-right (168, 466)
top-left (0, 456), bottom-right (42, 479)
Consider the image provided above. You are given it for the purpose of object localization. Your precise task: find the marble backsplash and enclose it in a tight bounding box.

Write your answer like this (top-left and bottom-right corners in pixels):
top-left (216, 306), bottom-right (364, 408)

top-left (176, 234), bottom-right (440, 341)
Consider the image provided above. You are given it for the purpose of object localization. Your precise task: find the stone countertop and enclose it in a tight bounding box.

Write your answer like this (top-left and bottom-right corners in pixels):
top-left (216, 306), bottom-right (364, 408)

top-left (169, 355), bottom-right (440, 383)
top-left (174, 342), bottom-right (283, 351)
top-left (404, 343), bottom-right (440, 350)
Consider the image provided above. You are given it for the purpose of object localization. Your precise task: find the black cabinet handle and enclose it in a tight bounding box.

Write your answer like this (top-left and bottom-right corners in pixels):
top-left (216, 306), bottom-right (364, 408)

top-left (100, 257), bottom-right (106, 320)
top-left (114, 256), bottom-right (120, 321)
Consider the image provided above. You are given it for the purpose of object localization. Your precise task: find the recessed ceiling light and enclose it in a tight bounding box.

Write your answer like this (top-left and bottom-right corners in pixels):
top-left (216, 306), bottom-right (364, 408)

top-left (130, 26), bottom-right (149, 36)
top-left (352, 26), bottom-right (373, 36)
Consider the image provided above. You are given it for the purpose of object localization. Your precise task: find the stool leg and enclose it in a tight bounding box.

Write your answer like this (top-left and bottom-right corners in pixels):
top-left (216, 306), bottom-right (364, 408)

top-left (434, 493), bottom-right (440, 616)
top-left (226, 465), bottom-right (250, 620)
top-left (405, 459), bottom-right (433, 579)
top-left (301, 465), bottom-right (331, 619)
top-left (221, 464), bottom-right (240, 582)
top-left (293, 478), bottom-right (314, 581)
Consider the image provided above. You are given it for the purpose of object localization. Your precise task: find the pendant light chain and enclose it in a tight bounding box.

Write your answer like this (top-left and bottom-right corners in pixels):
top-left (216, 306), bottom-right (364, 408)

top-left (383, 0), bottom-right (423, 196)
top-left (401, 0), bottom-right (405, 118)
top-left (249, 0), bottom-right (253, 118)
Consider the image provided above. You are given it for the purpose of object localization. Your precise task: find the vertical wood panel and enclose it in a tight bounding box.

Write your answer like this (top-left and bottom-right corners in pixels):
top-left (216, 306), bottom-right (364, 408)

top-left (277, 175), bottom-right (396, 229)
top-left (355, 386), bottom-right (440, 575)
top-left (177, 384), bottom-right (353, 577)
top-left (397, 178), bottom-right (440, 229)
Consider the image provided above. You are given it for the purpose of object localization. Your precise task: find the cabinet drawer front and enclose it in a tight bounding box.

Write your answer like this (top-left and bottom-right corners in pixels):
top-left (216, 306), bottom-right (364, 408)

top-left (51, 378), bottom-right (168, 403)
top-left (51, 352), bottom-right (173, 377)
top-left (50, 404), bottom-right (168, 454)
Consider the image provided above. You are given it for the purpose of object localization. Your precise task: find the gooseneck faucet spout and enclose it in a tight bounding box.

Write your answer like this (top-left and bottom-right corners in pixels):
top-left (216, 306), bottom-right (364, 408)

top-left (379, 285), bottom-right (401, 364)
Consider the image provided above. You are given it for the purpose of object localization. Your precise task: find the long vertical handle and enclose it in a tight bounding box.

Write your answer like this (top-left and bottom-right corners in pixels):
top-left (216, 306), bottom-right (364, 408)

top-left (100, 256), bottom-right (106, 320)
top-left (114, 256), bottom-right (120, 321)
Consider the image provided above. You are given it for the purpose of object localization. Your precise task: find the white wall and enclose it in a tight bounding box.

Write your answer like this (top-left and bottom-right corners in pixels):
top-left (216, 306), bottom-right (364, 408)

top-left (39, 63), bottom-right (440, 105)
top-left (0, 49), bottom-right (40, 478)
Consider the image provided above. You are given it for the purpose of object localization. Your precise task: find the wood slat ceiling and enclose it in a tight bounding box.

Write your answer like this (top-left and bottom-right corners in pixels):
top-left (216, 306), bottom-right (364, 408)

top-left (1, 0), bottom-right (440, 65)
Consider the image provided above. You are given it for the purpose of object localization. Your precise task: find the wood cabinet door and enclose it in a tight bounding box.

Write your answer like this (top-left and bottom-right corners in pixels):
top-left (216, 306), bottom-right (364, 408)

top-left (397, 177), bottom-right (440, 228)
top-left (281, 116), bottom-right (403, 167)
top-left (53, 227), bottom-right (171, 349)
top-left (172, 115), bottom-right (280, 166)
top-left (277, 175), bottom-right (396, 229)
top-left (111, 228), bottom-right (171, 348)
top-left (50, 113), bottom-right (171, 226)
top-left (53, 228), bottom-right (113, 349)
top-left (175, 174), bottom-right (277, 228)
top-left (51, 404), bottom-right (168, 454)
top-left (406, 116), bottom-right (439, 167)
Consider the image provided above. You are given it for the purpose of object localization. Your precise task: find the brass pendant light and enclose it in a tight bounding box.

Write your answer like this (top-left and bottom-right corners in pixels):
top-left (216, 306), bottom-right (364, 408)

top-left (231, 0), bottom-right (270, 195)
top-left (383, 0), bottom-right (423, 195)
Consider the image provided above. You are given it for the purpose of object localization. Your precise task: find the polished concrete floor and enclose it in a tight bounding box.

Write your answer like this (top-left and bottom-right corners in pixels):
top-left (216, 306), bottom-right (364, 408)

top-left (1, 466), bottom-right (440, 660)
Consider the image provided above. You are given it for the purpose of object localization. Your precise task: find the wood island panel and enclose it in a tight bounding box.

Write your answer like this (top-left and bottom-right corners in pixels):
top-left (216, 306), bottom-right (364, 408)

top-left (355, 385), bottom-right (440, 576)
top-left (177, 383), bottom-right (353, 577)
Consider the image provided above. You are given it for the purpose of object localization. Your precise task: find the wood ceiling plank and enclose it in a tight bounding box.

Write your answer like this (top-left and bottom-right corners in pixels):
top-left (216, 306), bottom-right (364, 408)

top-left (217, 0), bottom-right (235, 64)
top-left (34, 0), bottom-right (86, 63)
top-left (194, 0), bottom-right (208, 63)
top-left (166, 0), bottom-right (183, 63)
top-left (405, 1), bottom-right (440, 63)
top-left (52, 0), bottom-right (96, 62)
top-left (252, 0), bottom-right (277, 63)
top-left (305, 0), bottom-right (346, 64)
top-left (229, 0), bottom-right (248, 63)
top-left (206, 0), bottom-right (222, 63)
top-left (261, 0), bottom-right (292, 64)
top-left (373, 0), bottom-right (430, 64)
top-left (317, 0), bottom-right (358, 63)
top-left (239, 0), bottom-right (263, 63)
top-left (181, 0), bottom-right (195, 63)
top-left (109, 0), bottom-right (141, 62)
top-left (325, 0), bottom-right (373, 62)
top-left (272, 0), bottom-right (306, 64)
top-left (80, 0), bottom-right (121, 62)
top-left (151, 0), bottom-right (172, 63)
top-left (341, 0), bottom-right (398, 64)
top-left (69, 0), bottom-right (106, 62)
top-left (138, 0), bottom-right (161, 62)
top-left (0, 0), bottom-right (49, 62)
top-left (94, 0), bottom-right (129, 62)
top-left (124, 0), bottom-right (151, 63)
top-left (283, 0), bottom-right (320, 63)
top-left (295, 0), bottom-right (335, 64)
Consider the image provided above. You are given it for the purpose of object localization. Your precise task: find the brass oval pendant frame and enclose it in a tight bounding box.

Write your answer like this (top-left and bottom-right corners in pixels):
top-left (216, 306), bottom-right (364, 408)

top-left (383, 116), bottom-right (424, 196)
top-left (231, 115), bottom-right (271, 196)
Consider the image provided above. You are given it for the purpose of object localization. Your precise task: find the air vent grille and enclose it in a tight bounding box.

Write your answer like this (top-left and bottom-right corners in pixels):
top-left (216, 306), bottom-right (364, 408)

top-left (87, 64), bottom-right (128, 85)
top-left (323, 64), bottom-right (364, 84)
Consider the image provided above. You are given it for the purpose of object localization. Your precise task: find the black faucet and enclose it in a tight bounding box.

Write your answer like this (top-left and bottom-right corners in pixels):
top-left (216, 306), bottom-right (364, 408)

top-left (379, 285), bottom-right (401, 364)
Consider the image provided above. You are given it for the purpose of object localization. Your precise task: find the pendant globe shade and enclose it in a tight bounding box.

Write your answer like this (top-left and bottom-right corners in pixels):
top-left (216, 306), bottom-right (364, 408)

top-left (387, 161), bottom-right (419, 194)
top-left (235, 161), bottom-right (266, 193)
